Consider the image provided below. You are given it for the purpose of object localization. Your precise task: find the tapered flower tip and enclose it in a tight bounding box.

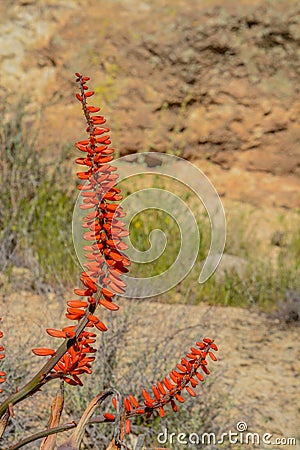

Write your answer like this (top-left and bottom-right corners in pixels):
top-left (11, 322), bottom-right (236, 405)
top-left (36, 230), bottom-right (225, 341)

top-left (125, 419), bottom-right (131, 434)
top-left (129, 394), bottom-right (139, 408)
top-left (63, 377), bottom-right (78, 386)
top-left (100, 298), bottom-right (119, 311)
top-left (124, 398), bottom-right (132, 412)
top-left (186, 386), bottom-right (196, 397)
top-left (46, 328), bottom-right (67, 338)
top-left (208, 351), bottom-right (217, 361)
top-left (169, 400), bottom-right (177, 412)
top-left (32, 348), bottom-right (56, 356)
top-left (94, 321), bottom-right (108, 332)
top-left (103, 413), bottom-right (115, 421)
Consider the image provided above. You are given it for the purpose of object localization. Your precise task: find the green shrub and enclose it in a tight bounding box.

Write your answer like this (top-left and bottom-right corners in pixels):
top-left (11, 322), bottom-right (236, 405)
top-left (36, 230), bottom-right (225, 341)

top-left (0, 100), bottom-right (78, 288)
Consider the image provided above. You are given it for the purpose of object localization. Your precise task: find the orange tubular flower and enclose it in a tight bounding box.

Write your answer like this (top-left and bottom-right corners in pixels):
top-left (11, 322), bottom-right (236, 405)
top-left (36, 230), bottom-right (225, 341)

top-left (109, 338), bottom-right (218, 431)
top-left (32, 73), bottom-right (129, 386)
top-left (0, 318), bottom-right (6, 393)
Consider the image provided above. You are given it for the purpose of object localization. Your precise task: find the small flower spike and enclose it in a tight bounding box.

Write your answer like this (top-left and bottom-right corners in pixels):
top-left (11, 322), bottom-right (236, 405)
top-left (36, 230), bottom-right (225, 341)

top-left (0, 319), bottom-right (6, 393)
top-left (108, 338), bottom-right (218, 430)
top-left (32, 73), bottom-right (129, 386)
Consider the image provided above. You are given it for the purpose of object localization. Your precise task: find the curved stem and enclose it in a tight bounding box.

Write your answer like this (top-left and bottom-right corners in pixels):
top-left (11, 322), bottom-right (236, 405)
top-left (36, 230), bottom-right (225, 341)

top-left (0, 296), bottom-right (100, 419)
top-left (0, 409), bottom-right (9, 439)
top-left (9, 415), bottom-right (108, 450)
top-left (8, 389), bottom-right (121, 450)
top-left (60, 389), bottom-right (117, 449)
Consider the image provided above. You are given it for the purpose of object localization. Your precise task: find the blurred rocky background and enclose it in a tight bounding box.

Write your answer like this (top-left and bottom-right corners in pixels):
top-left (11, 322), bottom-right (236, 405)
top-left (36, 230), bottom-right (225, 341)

top-left (0, 1), bottom-right (299, 448)
top-left (1, 0), bottom-right (299, 208)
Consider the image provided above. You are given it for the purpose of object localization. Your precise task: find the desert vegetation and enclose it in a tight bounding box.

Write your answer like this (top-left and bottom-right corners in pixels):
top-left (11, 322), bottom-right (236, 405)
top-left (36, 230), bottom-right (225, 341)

top-left (0, 74), bottom-right (220, 450)
top-left (0, 0), bottom-right (299, 449)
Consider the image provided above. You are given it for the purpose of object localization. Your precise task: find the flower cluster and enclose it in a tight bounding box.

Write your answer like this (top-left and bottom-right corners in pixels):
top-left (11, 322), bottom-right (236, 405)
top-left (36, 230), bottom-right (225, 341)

top-left (0, 318), bottom-right (6, 393)
top-left (32, 73), bottom-right (129, 386)
top-left (105, 338), bottom-right (218, 432)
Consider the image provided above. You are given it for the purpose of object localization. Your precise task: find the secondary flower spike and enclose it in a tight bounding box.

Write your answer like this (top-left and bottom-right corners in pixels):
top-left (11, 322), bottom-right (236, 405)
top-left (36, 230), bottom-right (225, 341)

top-left (107, 338), bottom-right (218, 431)
top-left (32, 73), bottom-right (129, 386)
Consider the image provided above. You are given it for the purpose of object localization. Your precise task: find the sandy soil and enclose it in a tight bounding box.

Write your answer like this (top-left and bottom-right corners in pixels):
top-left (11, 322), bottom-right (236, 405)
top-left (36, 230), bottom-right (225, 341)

top-left (0, 0), bottom-right (299, 448)
top-left (0, 292), bottom-right (299, 448)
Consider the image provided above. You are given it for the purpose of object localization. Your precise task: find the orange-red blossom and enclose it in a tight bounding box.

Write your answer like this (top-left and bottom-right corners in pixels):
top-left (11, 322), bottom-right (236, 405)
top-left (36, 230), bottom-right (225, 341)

top-left (29, 73), bottom-right (218, 428)
top-left (0, 74), bottom-right (218, 437)
top-left (105, 337), bottom-right (218, 432)
top-left (33, 73), bottom-right (130, 386)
